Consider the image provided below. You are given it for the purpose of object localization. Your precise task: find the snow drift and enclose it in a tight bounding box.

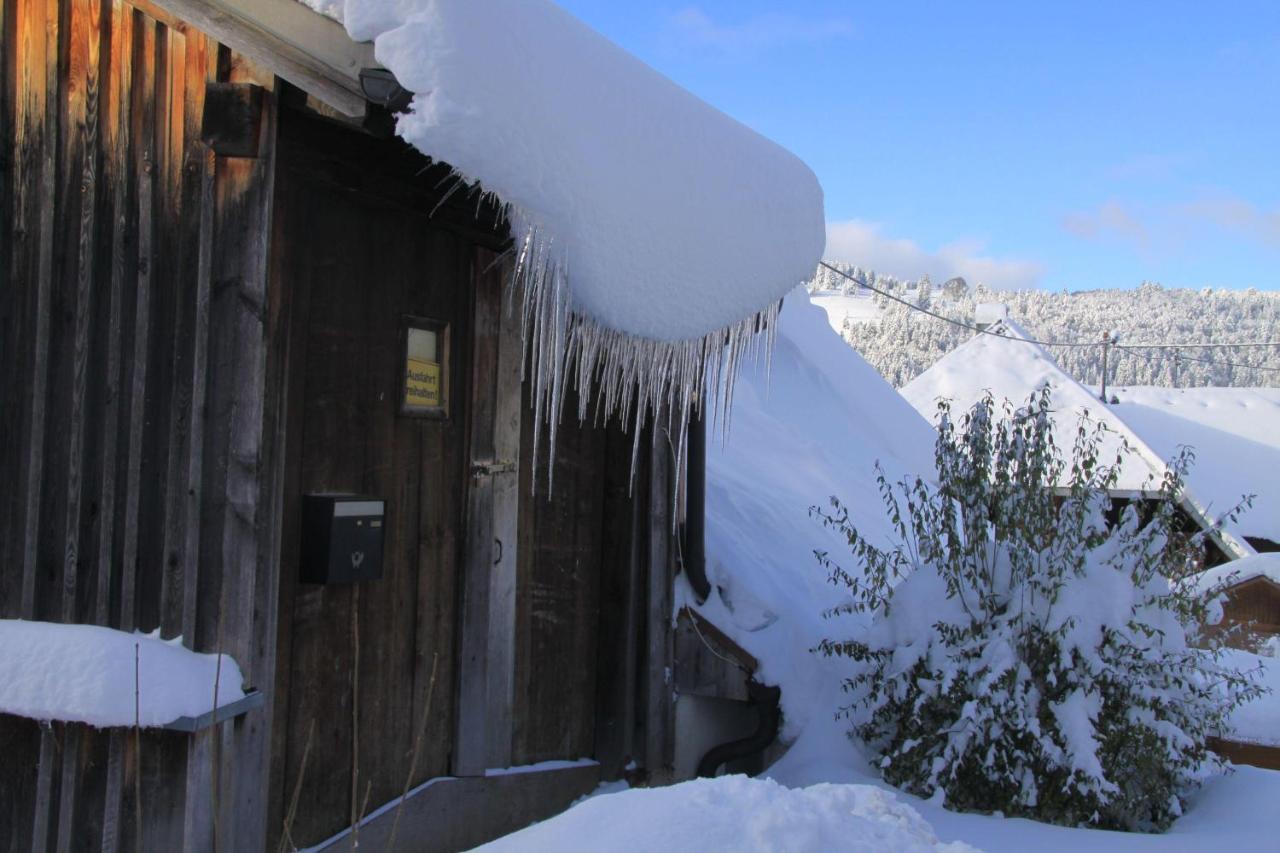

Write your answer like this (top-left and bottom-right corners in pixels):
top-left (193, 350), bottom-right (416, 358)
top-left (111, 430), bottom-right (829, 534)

top-left (314, 0), bottom-right (825, 451)
top-left (473, 775), bottom-right (978, 853)
top-left (698, 290), bottom-right (937, 738)
top-left (0, 620), bottom-right (246, 728)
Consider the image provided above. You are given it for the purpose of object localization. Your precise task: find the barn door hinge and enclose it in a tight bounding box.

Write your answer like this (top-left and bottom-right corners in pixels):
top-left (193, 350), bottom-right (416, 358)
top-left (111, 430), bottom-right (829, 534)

top-left (470, 460), bottom-right (517, 478)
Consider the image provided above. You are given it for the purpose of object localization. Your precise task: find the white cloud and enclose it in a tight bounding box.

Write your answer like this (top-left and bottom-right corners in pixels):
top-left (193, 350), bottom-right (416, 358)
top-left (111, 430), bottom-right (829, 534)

top-left (671, 6), bottom-right (855, 52)
top-left (1062, 200), bottom-right (1150, 248)
top-left (824, 220), bottom-right (1045, 290)
top-left (1063, 196), bottom-right (1280, 252)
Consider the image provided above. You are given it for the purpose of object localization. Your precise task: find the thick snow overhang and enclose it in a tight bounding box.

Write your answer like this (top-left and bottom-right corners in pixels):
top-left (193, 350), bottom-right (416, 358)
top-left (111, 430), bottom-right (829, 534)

top-left (162, 0), bottom-right (826, 448)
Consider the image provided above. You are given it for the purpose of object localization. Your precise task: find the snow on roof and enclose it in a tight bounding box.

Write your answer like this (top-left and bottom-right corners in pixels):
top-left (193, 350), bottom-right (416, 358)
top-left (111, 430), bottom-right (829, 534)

top-left (1192, 553), bottom-right (1280, 595)
top-left (810, 288), bottom-right (883, 333)
top-left (1106, 386), bottom-right (1280, 544)
top-left (474, 775), bottom-right (977, 853)
top-left (699, 290), bottom-right (937, 738)
top-left (900, 321), bottom-right (1252, 558)
top-left (304, 0), bottom-right (825, 445)
top-left (0, 620), bottom-right (246, 728)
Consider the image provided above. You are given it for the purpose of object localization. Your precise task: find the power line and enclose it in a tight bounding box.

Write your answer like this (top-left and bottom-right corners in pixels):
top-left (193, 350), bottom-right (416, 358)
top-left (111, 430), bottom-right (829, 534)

top-left (817, 262), bottom-right (1280, 353)
top-left (1118, 341), bottom-right (1280, 350)
top-left (1114, 344), bottom-right (1280, 376)
top-left (817, 262), bottom-right (1097, 348)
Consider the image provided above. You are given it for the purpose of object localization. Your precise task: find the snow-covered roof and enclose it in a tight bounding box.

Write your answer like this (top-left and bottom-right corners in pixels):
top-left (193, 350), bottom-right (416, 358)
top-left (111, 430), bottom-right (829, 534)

top-left (1106, 386), bottom-right (1280, 545)
top-left (0, 620), bottom-right (246, 728)
top-left (294, 0), bottom-right (825, 441)
top-left (900, 321), bottom-right (1253, 558)
top-left (700, 290), bottom-right (937, 738)
top-left (1193, 553), bottom-right (1280, 596)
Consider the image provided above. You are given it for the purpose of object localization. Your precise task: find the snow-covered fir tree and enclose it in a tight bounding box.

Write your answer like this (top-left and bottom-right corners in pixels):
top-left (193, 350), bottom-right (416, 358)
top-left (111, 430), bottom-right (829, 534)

top-left (809, 263), bottom-right (1280, 388)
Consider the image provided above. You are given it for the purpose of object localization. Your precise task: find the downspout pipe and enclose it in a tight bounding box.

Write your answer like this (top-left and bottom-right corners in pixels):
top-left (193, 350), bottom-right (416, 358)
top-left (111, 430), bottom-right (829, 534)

top-left (684, 408), bottom-right (712, 604)
top-left (696, 680), bottom-right (782, 778)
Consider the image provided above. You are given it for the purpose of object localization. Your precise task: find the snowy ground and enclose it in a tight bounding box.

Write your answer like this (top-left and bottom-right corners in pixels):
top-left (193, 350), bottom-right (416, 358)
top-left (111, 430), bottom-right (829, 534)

top-left (685, 292), bottom-right (1280, 852)
top-left (767, 705), bottom-right (1280, 853)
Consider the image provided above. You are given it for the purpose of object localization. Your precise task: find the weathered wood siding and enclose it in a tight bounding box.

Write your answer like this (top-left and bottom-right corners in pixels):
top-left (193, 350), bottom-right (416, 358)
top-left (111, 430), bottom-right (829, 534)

top-left (266, 110), bottom-right (481, 849)
top-left (0, 1), bottom-right (281, 848)
top-left (512, 407), bottom-right (673, 778)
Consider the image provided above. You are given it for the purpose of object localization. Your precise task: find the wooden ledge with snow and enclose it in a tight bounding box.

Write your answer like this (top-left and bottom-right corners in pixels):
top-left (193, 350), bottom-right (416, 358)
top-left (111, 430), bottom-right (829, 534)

top-left (0, 621), bottom-right (253, 731)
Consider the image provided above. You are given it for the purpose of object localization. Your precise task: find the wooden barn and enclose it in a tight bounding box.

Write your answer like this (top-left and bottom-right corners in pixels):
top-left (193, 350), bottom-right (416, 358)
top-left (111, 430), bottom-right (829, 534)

top-left (0, 1), bottom-right (823, 850)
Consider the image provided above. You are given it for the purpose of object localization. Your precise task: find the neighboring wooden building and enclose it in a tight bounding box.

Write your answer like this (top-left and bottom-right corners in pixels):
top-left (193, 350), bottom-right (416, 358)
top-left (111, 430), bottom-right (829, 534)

top-left (0, 2), bottom-right (785, 849)
top-left (1197, 558), bottom-right (1280, 652)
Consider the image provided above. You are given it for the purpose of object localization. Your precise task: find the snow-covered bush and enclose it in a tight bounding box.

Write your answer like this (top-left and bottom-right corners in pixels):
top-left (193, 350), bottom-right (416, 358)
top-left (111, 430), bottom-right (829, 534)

top-left (813, 390), bottom-right (1265, 831)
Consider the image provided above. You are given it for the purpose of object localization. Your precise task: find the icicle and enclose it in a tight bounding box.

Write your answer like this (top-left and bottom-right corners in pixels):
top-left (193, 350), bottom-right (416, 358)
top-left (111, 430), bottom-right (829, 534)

top-left (497, 203), bottom-right (784, 503)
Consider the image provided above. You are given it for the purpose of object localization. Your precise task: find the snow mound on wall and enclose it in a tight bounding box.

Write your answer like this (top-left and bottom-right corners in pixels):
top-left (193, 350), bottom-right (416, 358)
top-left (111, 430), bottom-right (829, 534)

top-left (699, 289), bottom-right (937, 739)
top-left (0, 620), bottom-right (246, 728)
top-left (1106, 387), bottom-right (1280, 544)
top-left (474, 775), bottom-right (980, 853)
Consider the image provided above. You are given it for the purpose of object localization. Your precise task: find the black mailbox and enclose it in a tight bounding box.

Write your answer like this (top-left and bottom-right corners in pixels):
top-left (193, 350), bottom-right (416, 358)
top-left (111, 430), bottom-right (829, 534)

top-left (301, 495), bottom-right (386, 584)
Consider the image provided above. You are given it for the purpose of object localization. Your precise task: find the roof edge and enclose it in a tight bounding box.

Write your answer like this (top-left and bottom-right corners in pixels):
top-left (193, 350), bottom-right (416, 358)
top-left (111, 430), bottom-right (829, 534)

top-left (145, 0), bottom-right (376, 117)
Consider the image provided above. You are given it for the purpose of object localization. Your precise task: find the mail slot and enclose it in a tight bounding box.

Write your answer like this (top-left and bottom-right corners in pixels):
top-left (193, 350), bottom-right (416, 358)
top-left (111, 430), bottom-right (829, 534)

top-left (301, 495), bottom-right (385, 584)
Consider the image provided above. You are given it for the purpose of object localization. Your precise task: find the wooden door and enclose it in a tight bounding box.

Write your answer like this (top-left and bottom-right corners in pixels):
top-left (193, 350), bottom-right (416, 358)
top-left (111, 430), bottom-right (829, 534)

top-left (267, 118), bottom-right (475, 848)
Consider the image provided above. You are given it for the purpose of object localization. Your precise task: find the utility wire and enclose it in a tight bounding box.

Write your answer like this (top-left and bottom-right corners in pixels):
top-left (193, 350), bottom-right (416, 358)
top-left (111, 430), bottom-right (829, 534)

top-left (1114, 344), bottom-right (1280, 376)
top-left (817, 261), bottom-right (1096, 348)
top-left (818, 261), bottom-right (1280, 353)
top-left (1117, 341), bottom-right (1280, 349)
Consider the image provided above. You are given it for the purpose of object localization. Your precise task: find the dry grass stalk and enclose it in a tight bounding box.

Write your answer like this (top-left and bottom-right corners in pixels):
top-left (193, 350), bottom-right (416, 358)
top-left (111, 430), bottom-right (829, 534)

top-left (133, 642), bottom-right (142, 853)
top-left (277, 719), bottom-right (316, 853)
top-left (384, 652), bottom-right (440, 853)
top-left (350, 586), bottom-right (362, 850)
top-left (210, 614), bottom-right (225, 853)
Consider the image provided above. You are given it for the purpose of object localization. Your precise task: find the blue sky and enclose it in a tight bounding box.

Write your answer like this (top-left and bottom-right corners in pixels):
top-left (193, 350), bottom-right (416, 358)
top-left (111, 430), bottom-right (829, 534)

top-left (557, 1), bottom-right (1280, 291)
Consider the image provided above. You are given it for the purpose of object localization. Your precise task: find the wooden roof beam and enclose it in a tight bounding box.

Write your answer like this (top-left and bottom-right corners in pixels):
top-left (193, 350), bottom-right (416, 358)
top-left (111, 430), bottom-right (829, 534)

top-left (142, 0), bottom-right (376, 117)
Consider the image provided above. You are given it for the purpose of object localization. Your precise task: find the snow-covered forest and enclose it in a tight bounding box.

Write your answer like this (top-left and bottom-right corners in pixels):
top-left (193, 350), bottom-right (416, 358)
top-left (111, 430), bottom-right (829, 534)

top-left (810, 262), bottom-right (1280, 389)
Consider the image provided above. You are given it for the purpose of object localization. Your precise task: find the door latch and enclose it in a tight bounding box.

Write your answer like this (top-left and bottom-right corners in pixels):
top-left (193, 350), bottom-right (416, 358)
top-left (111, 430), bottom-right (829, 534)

top-left (470, 460), bottom-right (517, 478)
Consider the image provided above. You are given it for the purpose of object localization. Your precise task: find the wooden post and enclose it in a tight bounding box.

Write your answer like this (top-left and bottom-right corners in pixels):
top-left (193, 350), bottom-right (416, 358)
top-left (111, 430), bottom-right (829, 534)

top-left (454, 248), bottom-right (502, 776)
top-left (1100, 331), bottom-right (1113, 403)
top-left (644, 414), bottom-right (675, 784)
top-left (484, 263), bottom-right (522, 770)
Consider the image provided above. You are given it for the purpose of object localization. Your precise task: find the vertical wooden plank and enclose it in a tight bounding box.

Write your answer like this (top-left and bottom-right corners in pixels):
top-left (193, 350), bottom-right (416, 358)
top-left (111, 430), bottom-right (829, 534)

top-left (593, 422), bottom-right (643, 779)
top-left (645, 417), bottom-right (675, 784)
top-left (120, 10), bottom-right (158, 633)
top-left (98, 6), bottom-right (135, 848)
top-left (0, 0), bottom-right (17, 610)
top-left (16, 0), bottom-right (59, 621)
top-left (157, 21), bottom-right (189, 641)
top-left (215, 54), bottom-right (278, 853)
top-left (264, 149), bottom-right (308, 848)
top-left (31, 728), bottom-right (58, 852)
top-left (94, 0), bottom-right (135, 629)
top-left (484, 259), bottom-right (522, 770)
top-left (60, 0), bottom-right (105, 629)
top-left (54, 726), bottom-right (84, 853)
top-left (180, 35), bottom-right (214, 645)
top-left (177, 32), bottom-right (218, 853)
top-left (455, 245), bottom-right (501, 776)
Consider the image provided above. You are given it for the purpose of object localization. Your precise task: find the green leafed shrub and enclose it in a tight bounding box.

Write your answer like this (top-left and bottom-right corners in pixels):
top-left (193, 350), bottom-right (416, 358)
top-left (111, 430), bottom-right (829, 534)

top-left (813, 389), bottom-right (1266, 831)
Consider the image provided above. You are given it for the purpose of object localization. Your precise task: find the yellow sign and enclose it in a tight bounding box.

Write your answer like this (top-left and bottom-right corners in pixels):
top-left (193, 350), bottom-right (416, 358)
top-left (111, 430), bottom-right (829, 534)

top-left (405, 357), bottom-right (442, 408)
